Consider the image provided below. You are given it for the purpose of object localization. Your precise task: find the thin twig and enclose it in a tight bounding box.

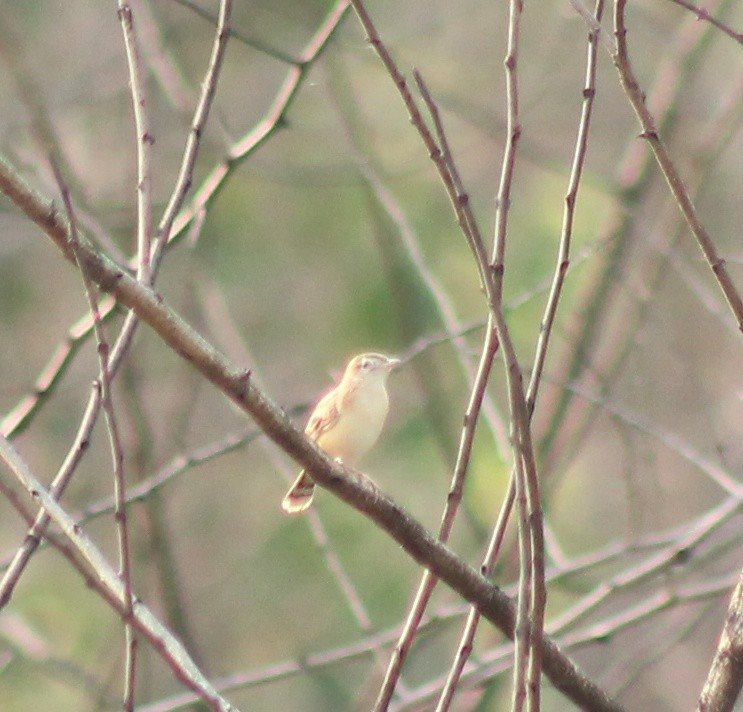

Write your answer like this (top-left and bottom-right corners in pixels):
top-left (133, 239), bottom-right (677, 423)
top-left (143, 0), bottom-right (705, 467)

top-left (435, 1), bottom-right (604, 707)
top-left (0, 382), bottom-right (102, 605)
top-left (666, 0), bottom-right (743, 46)
top-left (155, 0), bottom-right (232, 265)
top-left (52, 158), bottom-right (138, 710)
top-left (0, 436), bottom-right (235, 712)
top-left (482, 1), bottom-right (548, 709)
top-left (119, 1), bottom-right (154, 285)
top-left (612, 0), bottom-right (743, 333)
top-left (488, 1), bottom-right (531, 707)
top-left (117, 4), bottom-right (154, 699)
top-left (412, 70), bottom-right (490, 289)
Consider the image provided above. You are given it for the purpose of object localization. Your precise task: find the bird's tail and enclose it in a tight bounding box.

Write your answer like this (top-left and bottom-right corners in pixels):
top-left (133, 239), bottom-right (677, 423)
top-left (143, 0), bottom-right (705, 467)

top-left (281, 470), bottom-right (315, 514)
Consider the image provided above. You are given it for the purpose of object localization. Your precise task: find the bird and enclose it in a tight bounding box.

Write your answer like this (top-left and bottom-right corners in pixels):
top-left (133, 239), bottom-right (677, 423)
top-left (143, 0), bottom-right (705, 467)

top-left (281, 352), bottom-right (400, 515)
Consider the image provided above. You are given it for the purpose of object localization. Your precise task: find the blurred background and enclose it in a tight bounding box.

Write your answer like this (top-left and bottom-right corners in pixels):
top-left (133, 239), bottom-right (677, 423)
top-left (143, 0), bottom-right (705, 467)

top-left (1, 0), bottom-right (743, 710)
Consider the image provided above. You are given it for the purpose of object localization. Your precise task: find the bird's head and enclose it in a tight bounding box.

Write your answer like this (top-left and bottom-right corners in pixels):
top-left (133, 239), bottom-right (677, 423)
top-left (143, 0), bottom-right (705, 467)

top-left (345, 353), bottom-right (400, 381)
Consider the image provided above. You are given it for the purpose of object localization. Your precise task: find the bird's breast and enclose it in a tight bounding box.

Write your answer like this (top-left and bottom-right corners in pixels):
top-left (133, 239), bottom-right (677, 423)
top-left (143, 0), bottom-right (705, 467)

top-left (315, 381), bottom-right (389, 464)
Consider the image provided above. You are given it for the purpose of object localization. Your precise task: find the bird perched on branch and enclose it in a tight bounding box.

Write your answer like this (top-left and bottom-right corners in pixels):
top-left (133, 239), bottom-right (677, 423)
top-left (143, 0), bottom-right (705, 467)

top-left (281, 352), bottom-right (400, 515)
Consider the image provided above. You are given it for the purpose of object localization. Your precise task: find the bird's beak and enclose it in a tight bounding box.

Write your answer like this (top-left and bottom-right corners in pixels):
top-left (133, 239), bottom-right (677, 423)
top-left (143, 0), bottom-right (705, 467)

top-left (386, 357), bottom-right (402, 370)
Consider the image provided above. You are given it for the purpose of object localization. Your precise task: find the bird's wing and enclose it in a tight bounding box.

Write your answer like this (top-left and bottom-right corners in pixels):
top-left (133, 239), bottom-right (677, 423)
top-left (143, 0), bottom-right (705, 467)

top-left (305, 389), bottom-right (342, 440)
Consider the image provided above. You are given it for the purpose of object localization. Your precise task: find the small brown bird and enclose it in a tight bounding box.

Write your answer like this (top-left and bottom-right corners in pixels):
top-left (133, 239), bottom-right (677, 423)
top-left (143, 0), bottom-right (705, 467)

top-left (281, 353), bottom-right (400, 515)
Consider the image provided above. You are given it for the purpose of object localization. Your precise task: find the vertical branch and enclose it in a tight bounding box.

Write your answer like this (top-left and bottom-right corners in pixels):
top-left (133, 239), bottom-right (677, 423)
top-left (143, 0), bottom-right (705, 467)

top-left (118, 2), bottom-right (154, 285)
top-left (51, 162), bottom-right (137, 710)
top-left (346, 4), bottom-right (506, 707)
top-left (115, 5), bottom-right (159, 703)
top-left (487, 3), bottom-right (530, 709)
top-left (527, 0), bottom-right (603, 414)
top-left (486, 1), bottom-right (548, 709)
top-left (435, 2), bottom-right (604, 704)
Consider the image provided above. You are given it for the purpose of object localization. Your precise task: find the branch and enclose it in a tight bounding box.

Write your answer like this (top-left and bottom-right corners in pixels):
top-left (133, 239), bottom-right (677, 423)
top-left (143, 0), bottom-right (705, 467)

top-left (119, 1), bottom-right (155, 284)
top-left (437, 0), bottom-right (604, 705)
top-left (612, 0), bottom-right (743, 334)
top-left (52, 158), bottom-right (138, 708)
top-left (0, 435), bottom-right (236, 712)
top-left (666, 0), bottom-right (743, 46)
top-left (697, 568), bottom-right (743, 712)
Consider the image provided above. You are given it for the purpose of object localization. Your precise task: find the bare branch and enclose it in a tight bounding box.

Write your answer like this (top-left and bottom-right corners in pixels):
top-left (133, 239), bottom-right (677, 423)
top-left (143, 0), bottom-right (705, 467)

top-left (665, 0), bottom-right (743, 45)
top-left (697, 569), bottom-right (743, 712)
top-left (612, 0), bottom-right (743, 333)
top-left (118, 1), bottom-right (155, 285)
top-left (0, 435), bottom-right (236, 712)
top-left (0, 382), bottom-right (101, 605)
top-left (51, 157), bottom-right (137, 709)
